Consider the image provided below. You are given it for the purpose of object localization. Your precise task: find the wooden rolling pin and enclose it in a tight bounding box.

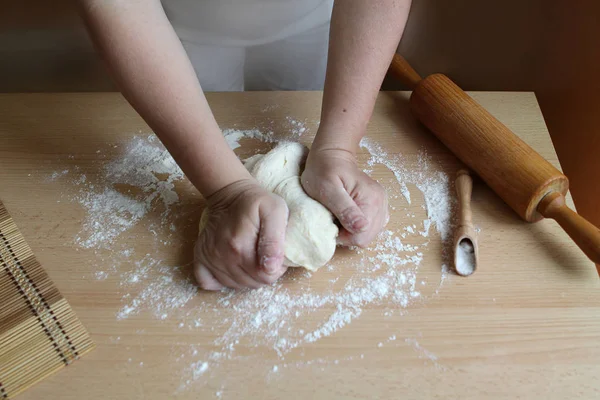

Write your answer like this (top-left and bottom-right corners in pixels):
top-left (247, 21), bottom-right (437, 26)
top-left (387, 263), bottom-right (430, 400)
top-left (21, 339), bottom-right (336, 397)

top-left (389, 54), bottom-right (600, 265)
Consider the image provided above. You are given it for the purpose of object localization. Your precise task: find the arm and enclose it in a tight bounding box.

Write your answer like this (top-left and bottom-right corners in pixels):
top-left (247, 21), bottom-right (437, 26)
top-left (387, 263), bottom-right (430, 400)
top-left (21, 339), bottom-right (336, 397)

top-left (314, 0), bottom-right (412, 152)
top-left (303, 0), bottom-right (411, 246)
top-left (79, 0), bottom-right (251, 197)
top-left (79, 0), bottom-right (288, 290)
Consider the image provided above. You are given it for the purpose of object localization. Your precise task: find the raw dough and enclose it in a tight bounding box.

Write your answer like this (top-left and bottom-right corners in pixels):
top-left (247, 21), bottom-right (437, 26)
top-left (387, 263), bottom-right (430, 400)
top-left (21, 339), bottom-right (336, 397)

top-left (244, 142), bottom-right (338, 271)
top-left (200, 142), bottom-right (338, 271)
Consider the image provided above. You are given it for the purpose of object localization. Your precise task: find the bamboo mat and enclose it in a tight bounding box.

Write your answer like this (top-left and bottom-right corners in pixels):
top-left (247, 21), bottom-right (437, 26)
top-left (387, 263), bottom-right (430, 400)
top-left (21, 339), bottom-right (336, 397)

top-left (0, 201), bottom-right (94, 399)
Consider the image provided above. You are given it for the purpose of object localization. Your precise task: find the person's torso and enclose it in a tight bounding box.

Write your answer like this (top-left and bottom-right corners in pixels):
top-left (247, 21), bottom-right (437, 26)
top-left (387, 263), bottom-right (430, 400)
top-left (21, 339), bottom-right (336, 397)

top-left (161, 0), bottom-right (333, 46)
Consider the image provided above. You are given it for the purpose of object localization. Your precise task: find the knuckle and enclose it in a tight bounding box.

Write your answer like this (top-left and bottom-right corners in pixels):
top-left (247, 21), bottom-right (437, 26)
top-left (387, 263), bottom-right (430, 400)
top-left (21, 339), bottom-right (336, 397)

top-left (277, 197), bottom-right (289, 211)
top-left (259, 193), bottom-right (286, 213)
top-left (226, 237), bottom-right (244, 257)
top-left (270, 196), bottom-right (288, 214)
top-left (339, 205), bottom-right (361, 222)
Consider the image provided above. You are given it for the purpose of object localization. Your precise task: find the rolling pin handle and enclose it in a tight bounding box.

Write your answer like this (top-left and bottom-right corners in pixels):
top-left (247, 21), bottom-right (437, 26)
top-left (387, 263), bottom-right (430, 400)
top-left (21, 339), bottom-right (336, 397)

top-left (389, 54), bottom-right (423, 90)
top-left (538, 192), bottom-right (600, 265)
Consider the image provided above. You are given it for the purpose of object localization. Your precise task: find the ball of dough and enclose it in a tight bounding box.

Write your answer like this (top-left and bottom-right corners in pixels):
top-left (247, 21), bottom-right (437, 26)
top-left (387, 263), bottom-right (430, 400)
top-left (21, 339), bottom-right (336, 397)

top-left (245, 142), bottom-right (338, 271)
top-left (200, 142), bottom-right (338, 272)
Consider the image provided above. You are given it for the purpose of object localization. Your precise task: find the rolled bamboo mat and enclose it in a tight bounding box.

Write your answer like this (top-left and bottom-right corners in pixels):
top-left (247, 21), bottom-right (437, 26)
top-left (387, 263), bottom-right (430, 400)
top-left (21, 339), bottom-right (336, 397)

top-left (0, 201), bottom-right (94, 399)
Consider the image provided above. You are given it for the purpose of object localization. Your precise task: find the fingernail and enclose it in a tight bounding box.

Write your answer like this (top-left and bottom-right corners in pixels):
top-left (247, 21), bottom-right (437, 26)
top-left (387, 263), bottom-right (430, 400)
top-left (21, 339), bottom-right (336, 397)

top-left (349, 216), bottom-right (368, 233)
top-left (262, 256), bottom-right (280, 275)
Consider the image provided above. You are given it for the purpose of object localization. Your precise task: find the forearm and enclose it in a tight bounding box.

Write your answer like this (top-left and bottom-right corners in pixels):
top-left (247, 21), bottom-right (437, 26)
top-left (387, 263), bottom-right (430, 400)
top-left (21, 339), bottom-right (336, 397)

top-left (314, 0), bottom-right (411, 153)
top-left (79, 0), bottom-right (250, 197)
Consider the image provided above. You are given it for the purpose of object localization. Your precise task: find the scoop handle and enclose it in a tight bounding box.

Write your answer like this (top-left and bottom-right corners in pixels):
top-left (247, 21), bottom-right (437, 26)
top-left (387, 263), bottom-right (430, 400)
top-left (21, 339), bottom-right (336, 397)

top-left (456, 170), bottom-right (473, 227)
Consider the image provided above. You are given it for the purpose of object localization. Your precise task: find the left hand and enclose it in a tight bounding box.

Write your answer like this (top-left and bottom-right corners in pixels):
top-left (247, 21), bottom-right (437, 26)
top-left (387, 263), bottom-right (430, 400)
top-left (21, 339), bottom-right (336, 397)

top-left (301, 147), bottom-right (388, 247)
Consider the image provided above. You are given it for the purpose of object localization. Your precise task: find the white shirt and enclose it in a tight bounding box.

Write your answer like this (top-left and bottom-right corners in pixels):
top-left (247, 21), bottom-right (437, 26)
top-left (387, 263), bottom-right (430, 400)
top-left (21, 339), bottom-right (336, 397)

top-left (161, 0), bottom-right (334, 47)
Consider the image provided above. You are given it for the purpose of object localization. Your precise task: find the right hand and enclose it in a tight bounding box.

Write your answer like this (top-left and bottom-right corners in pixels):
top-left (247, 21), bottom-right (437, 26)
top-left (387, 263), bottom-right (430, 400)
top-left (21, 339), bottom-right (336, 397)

top-left (194, 179), bottom-right (289, 290)
top-left (301, 146), bottom-right (388, 248)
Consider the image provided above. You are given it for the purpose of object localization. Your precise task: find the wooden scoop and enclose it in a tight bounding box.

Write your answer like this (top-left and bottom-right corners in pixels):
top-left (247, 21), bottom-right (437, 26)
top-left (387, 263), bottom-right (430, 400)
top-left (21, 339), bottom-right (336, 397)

top-left (454, 170), bottom-right (478, 276)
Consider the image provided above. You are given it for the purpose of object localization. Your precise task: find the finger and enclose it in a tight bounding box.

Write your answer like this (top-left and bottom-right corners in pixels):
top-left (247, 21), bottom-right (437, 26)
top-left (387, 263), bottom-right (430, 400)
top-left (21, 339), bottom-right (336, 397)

top-left (193, 263), bottom-right (225, 291)
top-left (337, 205), bottom-right (387, 248)
top-left (207, 230), bottom-right (265, 289)
top-left (256, 199), bottom-right (289, 278)
top-left (216, 265), bottom-right (265, 290)
top-left (336, 228), bottom-right (373, 248)
top-left (253, 262), bottom-right (288, 285)
top-left (240, 247), bottom-right (288, 286)
top-left (320, 185), bottom-right (368, 234)
top-left (207, 267), bottom-right (246, 290)
top-left (226, 263), bottom-right (265, 289)
top-left (220, 233), bottom-right (275, 289)
top-left (336, 229), bottom-right (356, 247)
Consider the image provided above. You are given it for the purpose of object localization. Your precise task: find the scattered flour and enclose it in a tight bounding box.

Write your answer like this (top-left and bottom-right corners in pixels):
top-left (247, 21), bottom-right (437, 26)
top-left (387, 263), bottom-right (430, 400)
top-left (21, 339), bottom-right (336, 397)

top-left (437, 264), bottom-right (451, 294)
top-left (399, 182), bottom-right (411, 205)
top-left (360, 137), bottom-right (453, 241)
top-left (185, 361), bottom-right (209, 381)
top-left (104, 135), bottom-right (184, 208)
top-left (285, 117), bottom-right (308, 136)
top-left (223, 123), bottom-right (309, 151)
top-left (117, 264), bottom-right (196, 321)
top-left (260, 104), bottom-right (280, 113)
top-left (94, 271), bottom-right (109, 280)
top-left (223, 128), bottom-right (274, 150)
top-left (71, 135), bottom-right (185, 248)
top-left (48, 169), bottom-right (69, 181)
top-left (75, 189), bottom-right (147, 249)
top-left (405, 338), bottom-right (440, 365)
top-left (60, 127), bottom-right (455, 395)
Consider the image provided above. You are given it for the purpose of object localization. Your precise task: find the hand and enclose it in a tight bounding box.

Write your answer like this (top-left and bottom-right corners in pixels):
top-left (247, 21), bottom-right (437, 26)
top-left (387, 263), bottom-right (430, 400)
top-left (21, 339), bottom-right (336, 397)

top-left (194, 179), bottom-right (289, 290)
top-left (301, 147), bottom-right (388, 247)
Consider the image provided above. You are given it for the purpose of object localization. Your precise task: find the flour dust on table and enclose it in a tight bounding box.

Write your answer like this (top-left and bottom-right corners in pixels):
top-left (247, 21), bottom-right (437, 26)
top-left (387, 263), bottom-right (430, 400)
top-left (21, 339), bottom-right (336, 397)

top-left (52, 125), bottom-right (458, 396)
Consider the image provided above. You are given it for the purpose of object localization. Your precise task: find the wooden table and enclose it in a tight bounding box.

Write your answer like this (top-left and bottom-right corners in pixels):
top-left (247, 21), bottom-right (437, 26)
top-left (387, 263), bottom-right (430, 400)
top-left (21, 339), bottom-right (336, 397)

top-left (1, 92), bottom-right (599, 399)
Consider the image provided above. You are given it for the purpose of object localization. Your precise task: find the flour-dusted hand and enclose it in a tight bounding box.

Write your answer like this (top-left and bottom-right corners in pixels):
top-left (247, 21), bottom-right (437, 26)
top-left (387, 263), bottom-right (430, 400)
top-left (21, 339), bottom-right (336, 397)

top-left (301, 148), bottom-right (388, 248)
top-left (194, 179), bottom-right (289, 291)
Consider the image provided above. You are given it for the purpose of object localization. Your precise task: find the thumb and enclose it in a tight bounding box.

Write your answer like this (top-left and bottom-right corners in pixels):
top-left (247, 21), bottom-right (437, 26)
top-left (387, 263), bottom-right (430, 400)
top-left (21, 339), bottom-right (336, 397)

top-left (319, 184), bottom-right (368, 234)
top-left (257, 198), bottom-right (289, 276)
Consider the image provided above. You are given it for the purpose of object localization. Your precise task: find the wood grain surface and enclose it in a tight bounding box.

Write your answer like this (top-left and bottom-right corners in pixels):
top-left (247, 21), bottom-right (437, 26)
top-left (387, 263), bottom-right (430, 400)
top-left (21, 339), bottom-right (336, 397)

top-left (0, 92), bottom-right (598, 399)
